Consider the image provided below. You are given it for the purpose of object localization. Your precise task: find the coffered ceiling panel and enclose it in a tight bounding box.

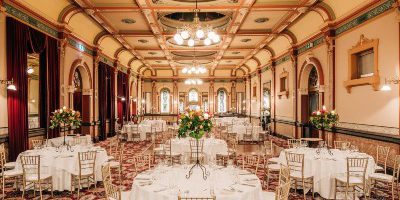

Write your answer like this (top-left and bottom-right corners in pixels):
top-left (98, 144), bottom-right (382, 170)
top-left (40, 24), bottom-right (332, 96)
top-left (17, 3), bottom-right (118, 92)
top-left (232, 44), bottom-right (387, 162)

top-left (229, 35), bottom-right (267, 49)
top-left (240, 11), bottom-right (288, 31)
top-left (138, 50), bottom-right (166, 58)
top-left (101, 11), bottom-right (151, 32)
top-left (125, 37), bottom-right (161, 49)
top-left (89, 0), bottom-right (139, 6)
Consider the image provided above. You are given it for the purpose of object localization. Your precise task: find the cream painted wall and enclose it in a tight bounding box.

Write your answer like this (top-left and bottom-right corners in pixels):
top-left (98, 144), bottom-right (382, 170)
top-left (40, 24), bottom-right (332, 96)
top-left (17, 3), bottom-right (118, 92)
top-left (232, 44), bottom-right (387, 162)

top-left (274, 61), bottom-right (294, 121)
top-left (335, 11), bottom-right (399, 130)
top-left (0, 11), bottom-right (7, 130)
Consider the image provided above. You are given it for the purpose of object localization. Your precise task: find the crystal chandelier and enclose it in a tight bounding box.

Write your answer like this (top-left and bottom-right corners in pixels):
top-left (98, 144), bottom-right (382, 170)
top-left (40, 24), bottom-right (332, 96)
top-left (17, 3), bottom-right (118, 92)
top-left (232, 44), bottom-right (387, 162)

top-left (181, 61), bottom-right (207, 74)
top-left (173, 0), bottom-right (220, 47)
top-left (184, 78), bottom-right (203, 85)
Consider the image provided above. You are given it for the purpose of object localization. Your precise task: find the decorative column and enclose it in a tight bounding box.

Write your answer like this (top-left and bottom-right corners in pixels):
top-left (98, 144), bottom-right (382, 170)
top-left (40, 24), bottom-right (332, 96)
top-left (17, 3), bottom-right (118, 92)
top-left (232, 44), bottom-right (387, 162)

top-left (243, 76), bottom-right (248, 115)
top-left (270, 61), bottom-right (276, 134)
top-left (151, 80), bottom-right (156, 114)
top-left (258, 68), bottom-right (262, 117)
top-left (248, 75), bottom-right (251, 119)
top-left (58, 26), bottom-right (71, 107)
top-left (93, 50), bottom-right (101, 124)
top-left (323, 26), bottom-right (335, 110)
top-left (231, 80), bottom-right (236, 113)
top-left (209, 80), bottom-right (214, 114)
top-left (290, 49), bottom-right (299, 138)
top-left (113, 61), bottom-right (119, 119)
top-left (173, 80), bottom-right (178, 114)
top-left (141, 78), bottom-right (144, 115)
top-left (0, 6), bottom-right (7, 128)
top-left (66, 85), bottom-right (75, 109)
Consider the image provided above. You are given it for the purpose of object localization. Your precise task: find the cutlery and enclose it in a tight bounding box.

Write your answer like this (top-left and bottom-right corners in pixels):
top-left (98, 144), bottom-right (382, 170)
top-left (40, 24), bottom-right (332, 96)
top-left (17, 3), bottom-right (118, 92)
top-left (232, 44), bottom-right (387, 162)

top-left (240, 183), bottom-right (256, 187)
top-left (154, 188), bottom-right (168, 193)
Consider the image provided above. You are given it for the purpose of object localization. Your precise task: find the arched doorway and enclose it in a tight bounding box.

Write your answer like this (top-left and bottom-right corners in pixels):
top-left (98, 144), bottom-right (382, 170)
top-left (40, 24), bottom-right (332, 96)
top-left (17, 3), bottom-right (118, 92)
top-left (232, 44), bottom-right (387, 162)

top-left (298, 57), bottom-right (324, 138)
top-left (69, 60), bottom-right (93, 135)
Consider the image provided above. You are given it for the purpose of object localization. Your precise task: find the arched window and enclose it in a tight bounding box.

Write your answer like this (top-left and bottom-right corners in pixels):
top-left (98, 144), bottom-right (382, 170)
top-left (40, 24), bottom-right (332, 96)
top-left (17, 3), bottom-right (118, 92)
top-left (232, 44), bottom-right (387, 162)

top-left (160, 89), bottom-right (170, 113)
top-left (73, 69), bottom-right (83, 91)
top-left (217, 89), bottom-right (227, 113)
top-left (263, 89), bottom-right (270, 110)
top-left (308, 67), bottom-right (319, 115)
top-left (188, 89), bottom-right (198, 102)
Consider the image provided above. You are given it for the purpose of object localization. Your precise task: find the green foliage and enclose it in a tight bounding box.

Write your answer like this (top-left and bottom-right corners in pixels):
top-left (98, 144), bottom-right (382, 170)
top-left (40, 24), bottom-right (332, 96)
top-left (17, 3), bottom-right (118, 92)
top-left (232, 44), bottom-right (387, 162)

top-left (310, 109), bottom-right (339, 130)
top-left (49, 107), bottom-right (82, 129)
top-left (178, 109), bottom-right (213, 140)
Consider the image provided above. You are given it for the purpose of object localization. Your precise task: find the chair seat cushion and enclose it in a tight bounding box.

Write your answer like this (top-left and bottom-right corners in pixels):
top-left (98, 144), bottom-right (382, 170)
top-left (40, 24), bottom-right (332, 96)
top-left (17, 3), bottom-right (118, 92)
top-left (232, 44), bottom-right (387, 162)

top-left (262, 191), bottom-right (275, 199)
top-left (374, 165), bottom-right (384, 171)
top-left (335, 173), bottom-right (364, 184)
top-left (4, 162), bottom-right (16, 169)
top-left (290, 171), bottom-right (313, 179)
top-left (369, 172), bottom-right (394, 181)
top-left (3, 169), bottom-right (22, 177)
top-left (268, 157), bottom-right (280, 164)
top-left (267, 164), bottom-right (281, 171)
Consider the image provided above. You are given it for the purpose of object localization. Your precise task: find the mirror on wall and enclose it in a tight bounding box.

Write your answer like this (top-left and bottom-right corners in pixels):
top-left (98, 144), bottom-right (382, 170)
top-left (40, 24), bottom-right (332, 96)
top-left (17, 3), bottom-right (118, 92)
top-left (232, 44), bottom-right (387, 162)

top-left (179, 92), bottom-right (186, 113)
top-left (27, 53), bottom-right (40, 129)
top-left (201, 92), bottom-right (208, 112)
top-left (262, 81), bottom-right (271, 112)
top-left (237, 92), bottom-right (245, 114)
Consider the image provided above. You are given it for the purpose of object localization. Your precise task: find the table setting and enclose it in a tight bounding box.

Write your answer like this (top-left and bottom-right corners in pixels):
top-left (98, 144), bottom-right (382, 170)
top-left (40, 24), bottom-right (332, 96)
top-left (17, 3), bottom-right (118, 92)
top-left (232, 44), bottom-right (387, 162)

top-left (170, 137), bottom-right (228, 158)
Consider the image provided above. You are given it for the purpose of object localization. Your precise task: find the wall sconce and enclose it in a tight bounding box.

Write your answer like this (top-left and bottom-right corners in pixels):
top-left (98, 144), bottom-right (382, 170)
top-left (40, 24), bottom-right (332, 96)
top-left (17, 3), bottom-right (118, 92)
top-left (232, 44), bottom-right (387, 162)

top-left (119, 96), bottom-right (126, 101)
top-left (27, 67), bottom-right (34, 74)
top-left (0, 79), bottom-right (16, 91)
top-left (380, 77), bottom-right (399, 91)
top-left (141, 99), bottom-right (146, 104)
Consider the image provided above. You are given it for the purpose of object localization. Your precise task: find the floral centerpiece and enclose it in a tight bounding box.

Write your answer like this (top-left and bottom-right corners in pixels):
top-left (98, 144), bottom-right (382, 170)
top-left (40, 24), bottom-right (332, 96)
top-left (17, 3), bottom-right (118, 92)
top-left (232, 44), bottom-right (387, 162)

top-left (49, 106), bottom-right (82, 146)
top-left (178, 109), bottom-right (213, 140)
top-left (310, 106), bottom-right (339, 129)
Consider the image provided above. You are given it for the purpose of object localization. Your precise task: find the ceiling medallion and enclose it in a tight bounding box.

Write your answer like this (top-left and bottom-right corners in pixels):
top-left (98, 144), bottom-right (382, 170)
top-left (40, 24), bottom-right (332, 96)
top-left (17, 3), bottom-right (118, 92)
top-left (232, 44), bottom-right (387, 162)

top-left (240, 38), bottom-right (251, 43)
top-left (121, 18), bottom-right (136, 24)
top-left (254, 17), bottom-right (269, 23)
top-left (232, 51), bottom-right (240, 54)
top-left (148, 52), bottom-right (157, 55)
top-left (138, 39), bottom-right (148, 43)
top-left (184, 78), bottom-right (203, 85)
top-left (173, 0), bottom-right (220, 47)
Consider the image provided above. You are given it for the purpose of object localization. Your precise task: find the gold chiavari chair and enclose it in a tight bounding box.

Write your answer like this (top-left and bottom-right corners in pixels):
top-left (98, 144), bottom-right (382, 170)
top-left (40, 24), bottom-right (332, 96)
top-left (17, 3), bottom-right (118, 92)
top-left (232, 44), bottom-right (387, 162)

top-left (72, 136), bottom-right (88, 146)
top-left (264, 155), bottom-right (281, 189)
top-left (227, 138), bottom-right (238, 160)
top-left (262, 165), bottom-right (291, 200)
top-left (333, 141), bottom-right (351, 150)
top-left (216, 154), bottom-right (229, 166)
top-left (375, 145), bottom-right (390, 173)
top-left (148, 126), bottom-right (156, 141)
top-left (0, 150), bottom-right (22, 199)
top-left (103, 178), bottom-right (130, 200)
top-left (189, 139), bottom-right (204, 163)
top-left (101, 163), bottom-right (112, 183)
top-left (163, 139), bottom-right (181, 165)
top-left (178, 196), bottom-right (216, 200)
top-left (369, 155), bottom-right (400, 200)
top-left (133, 154), bottom-right (152, 173)
top-left (107, 137), bottom-right (119, 161)
top-left (131, 125), bottom-right (141, 142)
top-left (71, 151), bottom-right (97, 198)
top-left (243, 126), bottom-right (253, 143)
top-left (287, 139), bottom-right (301, 148)
top-left (286, 152), bottom-right (314, 200)
top-left (31, 139), bottom-right (44, 149)
top-left (108, 143), bottom-right (124, 185)
top-left (0, 143), bottom-right (16, 170)
top-left (334, 157), bottom-right (369, 200)
top-left (21, 155), bottom-right (53, 199)
top-left (241, 154), bottom-right (260, 174)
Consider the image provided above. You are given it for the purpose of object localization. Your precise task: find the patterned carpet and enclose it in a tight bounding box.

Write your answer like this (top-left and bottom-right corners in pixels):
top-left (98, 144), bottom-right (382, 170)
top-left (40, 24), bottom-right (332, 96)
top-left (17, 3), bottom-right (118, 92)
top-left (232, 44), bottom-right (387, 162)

top-left (1, 136), bottom-right (398, 200)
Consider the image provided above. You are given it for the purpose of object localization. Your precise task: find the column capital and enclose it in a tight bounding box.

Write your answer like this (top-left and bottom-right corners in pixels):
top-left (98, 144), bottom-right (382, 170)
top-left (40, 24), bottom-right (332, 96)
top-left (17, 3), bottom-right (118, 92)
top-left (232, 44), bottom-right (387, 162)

top-left (66, 85), bottom-right (75, 93)
top-left (82, 89), bottom-right (93, 95)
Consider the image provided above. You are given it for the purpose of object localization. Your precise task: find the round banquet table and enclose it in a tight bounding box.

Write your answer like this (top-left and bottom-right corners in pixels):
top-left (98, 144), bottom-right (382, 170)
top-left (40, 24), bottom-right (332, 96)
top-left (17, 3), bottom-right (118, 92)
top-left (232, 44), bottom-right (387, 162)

top-left (232, 125), bottom-right (262, 141)
top-left (122, 124), bottom-right (152, 141)
top-left (278, 147), bottom-right (376, 199)
top-left (14, 145), bottom-right (108, 191)
top-left (141, 120), bottom-right (167, 131)
top-left (48, 135), bottom-right (92, 146)
top-left (170, 138), bottom-right (228, 158)
top-left (130, 165), bottom-right (263, 200)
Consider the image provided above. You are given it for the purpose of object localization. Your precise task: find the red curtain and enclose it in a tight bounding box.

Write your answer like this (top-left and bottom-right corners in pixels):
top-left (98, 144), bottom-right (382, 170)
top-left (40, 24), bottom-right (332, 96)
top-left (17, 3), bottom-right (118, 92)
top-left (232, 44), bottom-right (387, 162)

top-left (124, 72), bottom-right (130, 120)
top-left (46, 37), bottom-right (60, 138)
top-left (117, 72), bottom-right (123, 124)
top-left (109, 68), bottom-right (115, 136)
top-left (6, 17), bottom-right (29, 161)
top-left (98, 62), bottom-right (107, 141)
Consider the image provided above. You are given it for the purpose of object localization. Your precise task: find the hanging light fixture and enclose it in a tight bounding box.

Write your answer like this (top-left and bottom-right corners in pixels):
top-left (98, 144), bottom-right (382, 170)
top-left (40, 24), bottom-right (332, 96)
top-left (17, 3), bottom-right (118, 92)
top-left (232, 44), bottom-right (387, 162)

top-left (181, 45), bottom-right (207, 75)
top-left (173, 0), bottom-right (220, 47)
top-left (184, 78), bottom-right (203, 85)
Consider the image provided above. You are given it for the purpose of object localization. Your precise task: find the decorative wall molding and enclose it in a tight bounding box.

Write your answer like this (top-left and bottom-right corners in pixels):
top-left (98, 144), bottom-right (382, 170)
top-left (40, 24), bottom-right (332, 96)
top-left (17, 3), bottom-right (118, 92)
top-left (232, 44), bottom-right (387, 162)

top-left (67, 38), bottom-right (94, 56)
top-left (337, 122), bottom-right (399, 136)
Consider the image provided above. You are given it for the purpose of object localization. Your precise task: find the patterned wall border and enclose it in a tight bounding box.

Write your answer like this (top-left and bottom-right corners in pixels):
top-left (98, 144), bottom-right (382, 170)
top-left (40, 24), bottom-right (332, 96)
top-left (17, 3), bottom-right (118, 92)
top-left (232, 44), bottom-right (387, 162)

top-left (67, 38), bottom-right (94, 56)
top-left (3, 3), bottom-right (58, 38)
top-left (335, 0), bottom-right (395, 36)
top-left (99, 56), bottom-right (114, 67)
top-left (337, 122), bottom-right (399, 136)
top-left (297, 36), bottom-right (325, 55)
top-left (275, 54), bottom-right (291, 66)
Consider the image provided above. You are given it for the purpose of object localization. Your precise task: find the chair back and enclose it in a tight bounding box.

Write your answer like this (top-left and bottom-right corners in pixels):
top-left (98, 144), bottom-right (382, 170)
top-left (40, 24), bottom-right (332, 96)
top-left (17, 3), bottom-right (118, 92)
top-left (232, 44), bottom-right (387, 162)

top-left (285, 152), bottom-right (305, 177)
top-left (72, 136), bottom-right (88, 146)
top-left (104, 179), bottom-right (122, 200)
top-left (78, 151), bottom-right (97, 176)
top-left (392, 155), bottom-right (400, 183)
top-left (376, 145), bottom-right (390, 173)
top-left (334, 141), bottom-right (350, 150)
top-left (245, 126), bottom-right (253, 135)
top-left (241, 154), bottom-right (259, 173)
top-left (346, 157), bottom-right (368, 184)
top-left (134, 154), bottom-right (152, 172)
top-left (102, 163), bottom-right (112, 182)
top-left (108, 137), bottom-right (119, 156)
top-left (278, 164), bottom-right (290, 185)
top-left (21, 155), bottom-right (41, 181)
top-left (276, 181), bottom-right (291, 200)
top-left (31, 139), bottom-right (44, 149)
top-left (264, 140), bottom-right (273, 156)
top-left (287, 139), bottom-right (300, 148)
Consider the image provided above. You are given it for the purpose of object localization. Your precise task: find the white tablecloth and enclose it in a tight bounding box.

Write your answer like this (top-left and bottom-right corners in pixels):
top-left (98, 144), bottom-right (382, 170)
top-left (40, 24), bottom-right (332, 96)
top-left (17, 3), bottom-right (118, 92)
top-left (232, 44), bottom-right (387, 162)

top-left (170, 138), bottom-right (228, 158)
top-left (48, 135), bottom-right (92, 146)
top-left (277, 148), bottom-right (376, 199)
top-left (141, 120), bottom-right (167, 131)
top-left (215, 117), bottom-right (249, 126)
top-left (15, 145), bottom-right (108, 191)
top-left (122, 124), bottom-right (152, 141)
top-left (232, 125), bottom-right (262, 141)
top-left (130, 165), bottom-right (263, 200)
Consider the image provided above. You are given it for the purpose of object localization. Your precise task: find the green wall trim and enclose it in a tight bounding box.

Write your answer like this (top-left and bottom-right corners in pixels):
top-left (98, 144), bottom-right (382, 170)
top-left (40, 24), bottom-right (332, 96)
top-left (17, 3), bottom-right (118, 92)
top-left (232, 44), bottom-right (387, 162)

top-left (275, 54), bottom-right (291, 66)
top-left (335, 0), bottom-right (395, 36)
top-left (3, 3), bottom-right (58, 38)
top-left (297, 36), bottom-right (325, 55)
top-left (99, 56), bottom-right (114, 67)
top-left (67, 38), bottom-right (94, 56)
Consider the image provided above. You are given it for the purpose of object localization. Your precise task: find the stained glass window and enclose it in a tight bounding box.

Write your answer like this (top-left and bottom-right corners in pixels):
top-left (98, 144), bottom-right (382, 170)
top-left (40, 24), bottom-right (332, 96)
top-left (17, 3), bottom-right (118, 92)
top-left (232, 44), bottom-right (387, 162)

top-left (179, 101), bottom-right (184, 113)
top-left (217, 89), bottom-right (227, 113)
top-left (188, 89), bottom-right (198, 102)
top-left (73, 70), bottom-right (82, 90)
top-left (160, 89), bottom-right (170, 113)
top-left (263, 89), bottom-right (270, 110)
top-left (308, 67), bottom-right (319, 89)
